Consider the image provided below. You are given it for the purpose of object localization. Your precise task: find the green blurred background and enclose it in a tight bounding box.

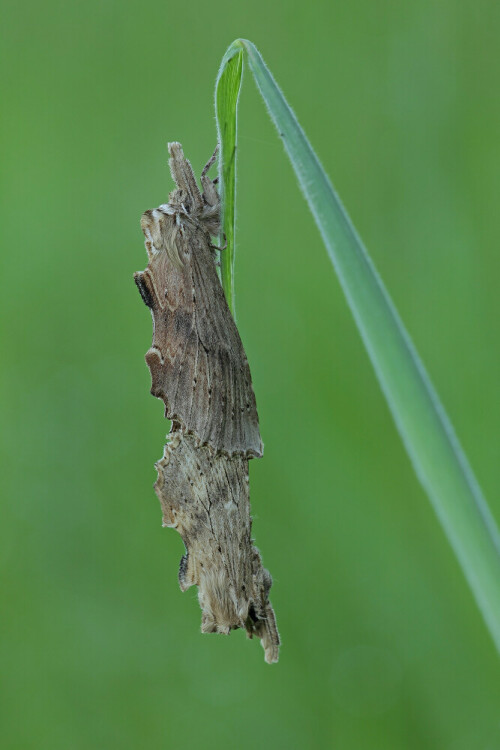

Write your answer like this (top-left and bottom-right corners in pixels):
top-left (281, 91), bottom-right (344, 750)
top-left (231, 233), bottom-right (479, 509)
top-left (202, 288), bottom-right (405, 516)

top-left (1, 0), bottom-right (500, 747)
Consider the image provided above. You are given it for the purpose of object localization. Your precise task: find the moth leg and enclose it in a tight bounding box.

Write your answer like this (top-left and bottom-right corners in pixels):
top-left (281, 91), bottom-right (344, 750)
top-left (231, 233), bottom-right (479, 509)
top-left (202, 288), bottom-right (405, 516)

top-left (210, 233), bottom-right (227, 253)
top-left (201, 145), bottom-right (220, 210)
top-left (201, 144), bottom-right (219, 179)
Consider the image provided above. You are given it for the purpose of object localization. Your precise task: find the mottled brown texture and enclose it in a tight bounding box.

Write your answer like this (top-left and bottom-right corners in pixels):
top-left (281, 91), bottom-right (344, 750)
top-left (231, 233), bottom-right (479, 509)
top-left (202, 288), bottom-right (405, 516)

top-left (134, 143), bottom-right (262, 458)
top-left (156, 432), bottom-right (279, 664)
top-left (134, 142), bottom-right (279, 662)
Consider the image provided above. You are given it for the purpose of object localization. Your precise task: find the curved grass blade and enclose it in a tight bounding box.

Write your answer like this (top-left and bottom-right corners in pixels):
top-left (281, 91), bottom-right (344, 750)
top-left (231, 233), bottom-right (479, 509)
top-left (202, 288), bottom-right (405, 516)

top-left (215, 44), bottom-right (243, 318)
top-left (215, 39), bottom-right (500, 653)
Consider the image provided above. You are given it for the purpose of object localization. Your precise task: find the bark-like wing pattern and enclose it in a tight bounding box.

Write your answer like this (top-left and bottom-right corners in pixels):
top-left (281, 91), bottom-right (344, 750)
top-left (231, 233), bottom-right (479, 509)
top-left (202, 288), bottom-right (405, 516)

top-left (134, 142), bottom-right (279, 662)
top-left (156, 433), bottom-right (279, 664)
top-left (135, 208), bottom-right (262, 457)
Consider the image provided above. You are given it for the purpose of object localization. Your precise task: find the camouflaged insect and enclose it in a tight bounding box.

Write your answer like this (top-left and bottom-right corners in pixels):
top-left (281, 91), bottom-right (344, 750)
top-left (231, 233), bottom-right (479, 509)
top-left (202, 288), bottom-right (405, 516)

top-left (134, 142), bottom-right (279, 663)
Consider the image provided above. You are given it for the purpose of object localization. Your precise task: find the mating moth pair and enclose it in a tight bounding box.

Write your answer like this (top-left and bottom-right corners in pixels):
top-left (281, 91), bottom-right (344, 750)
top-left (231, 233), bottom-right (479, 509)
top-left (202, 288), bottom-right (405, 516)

top-left (134, 142), bottom-right (279, 663)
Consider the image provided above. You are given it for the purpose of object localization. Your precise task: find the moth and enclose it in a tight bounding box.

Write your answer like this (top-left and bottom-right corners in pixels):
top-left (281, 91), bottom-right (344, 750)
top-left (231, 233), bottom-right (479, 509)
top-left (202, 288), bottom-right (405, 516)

top-left (134, 142), bottom-right (279, 663)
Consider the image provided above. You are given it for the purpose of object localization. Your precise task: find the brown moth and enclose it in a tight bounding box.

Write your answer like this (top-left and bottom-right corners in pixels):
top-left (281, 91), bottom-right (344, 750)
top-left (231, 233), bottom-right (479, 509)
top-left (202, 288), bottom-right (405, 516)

top-left (134, 142), bottom-right (279, 663)
top-left (134, 142), bottom-right (262, 458)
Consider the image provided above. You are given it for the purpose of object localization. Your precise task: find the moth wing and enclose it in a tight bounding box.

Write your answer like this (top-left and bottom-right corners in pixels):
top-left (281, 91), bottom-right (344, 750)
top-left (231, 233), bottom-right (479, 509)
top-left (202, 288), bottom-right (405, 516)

top-left (136, 226), bottom-right (262, 457)
top-left (189, 236), bottom-right (262, 456)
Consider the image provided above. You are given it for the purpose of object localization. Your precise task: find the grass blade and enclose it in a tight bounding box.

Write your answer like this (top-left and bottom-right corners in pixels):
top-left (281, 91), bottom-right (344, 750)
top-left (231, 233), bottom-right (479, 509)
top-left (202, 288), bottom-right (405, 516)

top-left (215, 43), bottom-right (243, 318)
top-left (215, 39), bottom-right (500, 653)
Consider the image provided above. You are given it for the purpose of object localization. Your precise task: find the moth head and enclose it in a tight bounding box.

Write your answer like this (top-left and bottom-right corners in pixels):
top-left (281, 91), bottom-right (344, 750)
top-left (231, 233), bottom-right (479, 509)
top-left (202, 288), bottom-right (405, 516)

top-left (167, 187), bottom-right (193, 214)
